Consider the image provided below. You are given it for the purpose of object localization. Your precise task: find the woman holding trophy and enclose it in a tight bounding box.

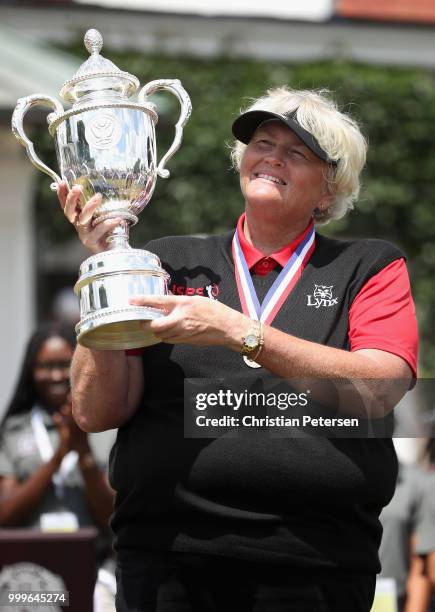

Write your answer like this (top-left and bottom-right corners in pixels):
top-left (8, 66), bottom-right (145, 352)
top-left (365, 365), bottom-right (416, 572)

top-left (55, 85), bottom-right (419, 612)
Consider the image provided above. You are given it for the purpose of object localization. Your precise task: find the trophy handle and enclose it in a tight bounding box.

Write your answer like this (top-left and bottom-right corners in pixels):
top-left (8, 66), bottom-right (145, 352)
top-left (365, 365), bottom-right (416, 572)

top-left (12, 94), bottom-right (64, 190)
top-left (138, 79), bottom-right (192, 179)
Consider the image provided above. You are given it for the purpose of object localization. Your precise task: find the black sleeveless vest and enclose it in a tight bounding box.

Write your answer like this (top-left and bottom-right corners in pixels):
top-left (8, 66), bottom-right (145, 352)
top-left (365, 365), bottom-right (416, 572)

top-left (110, 230), bottom-right (404, 572)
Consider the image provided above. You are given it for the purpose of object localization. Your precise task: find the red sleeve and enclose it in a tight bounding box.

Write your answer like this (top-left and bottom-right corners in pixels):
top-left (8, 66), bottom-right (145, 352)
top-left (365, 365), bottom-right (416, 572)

top-left (348, 258), bottom-right (418, 377)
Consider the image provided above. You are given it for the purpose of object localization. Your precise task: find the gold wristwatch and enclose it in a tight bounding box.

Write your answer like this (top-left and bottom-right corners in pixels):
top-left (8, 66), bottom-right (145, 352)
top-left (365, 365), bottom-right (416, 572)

top-left (241, 319), bottom-right (264, 362)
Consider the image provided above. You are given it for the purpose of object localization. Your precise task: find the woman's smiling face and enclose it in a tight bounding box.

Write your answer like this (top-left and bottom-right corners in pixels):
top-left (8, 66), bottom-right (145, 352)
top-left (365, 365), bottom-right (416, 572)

top-left (239, 121), bottom-right (332, 227)
top-left (33, 336), bottom-right (73, 412)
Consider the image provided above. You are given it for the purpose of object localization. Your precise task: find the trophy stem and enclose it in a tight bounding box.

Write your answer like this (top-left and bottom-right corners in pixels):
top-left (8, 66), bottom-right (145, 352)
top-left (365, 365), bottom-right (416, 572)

top-left (106, 219), bottom-right (131, 250)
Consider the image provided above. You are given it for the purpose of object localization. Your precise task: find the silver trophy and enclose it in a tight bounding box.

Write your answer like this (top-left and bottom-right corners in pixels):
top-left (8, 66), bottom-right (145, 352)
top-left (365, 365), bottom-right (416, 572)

top-left (12, 29), bottom-right (192, 350)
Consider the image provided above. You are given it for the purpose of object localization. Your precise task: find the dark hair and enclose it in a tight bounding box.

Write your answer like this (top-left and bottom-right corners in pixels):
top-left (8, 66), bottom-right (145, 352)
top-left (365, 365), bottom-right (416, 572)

top-left (425, 437), bottom-right (435, 465)
top-left (1, 322), bottom-right (76, 426)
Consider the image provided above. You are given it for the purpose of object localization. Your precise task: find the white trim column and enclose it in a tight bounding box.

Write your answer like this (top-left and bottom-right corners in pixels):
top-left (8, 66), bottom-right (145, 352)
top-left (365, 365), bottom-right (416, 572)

top-left (0, 127), bottom-right (35, 418)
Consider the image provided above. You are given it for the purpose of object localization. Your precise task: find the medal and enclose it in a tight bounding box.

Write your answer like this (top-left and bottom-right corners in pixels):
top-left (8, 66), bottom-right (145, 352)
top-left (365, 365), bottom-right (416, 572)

top-left (232, 221), bottom-right (315, 368)
top-left (243, 355), bottom-right (262, 368)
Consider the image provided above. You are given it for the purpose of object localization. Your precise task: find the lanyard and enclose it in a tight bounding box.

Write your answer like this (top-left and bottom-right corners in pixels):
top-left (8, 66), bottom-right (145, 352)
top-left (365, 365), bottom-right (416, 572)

top-left (232, 223), bottom-right (316, 325)
top-left (30, 406), bottom-right (78, 499)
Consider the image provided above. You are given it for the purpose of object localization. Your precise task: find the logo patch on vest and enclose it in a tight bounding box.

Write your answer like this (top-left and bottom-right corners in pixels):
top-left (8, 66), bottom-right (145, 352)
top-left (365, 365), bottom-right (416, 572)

top-left (307, 284), bottom-right (339, 308)
top-left (171, 282), bottom-right (219, 300)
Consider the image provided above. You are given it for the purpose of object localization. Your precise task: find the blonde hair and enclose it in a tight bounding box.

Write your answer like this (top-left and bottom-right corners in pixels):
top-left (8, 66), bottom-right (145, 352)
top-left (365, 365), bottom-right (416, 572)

top-left (230, 87), bottom-right (367, 224)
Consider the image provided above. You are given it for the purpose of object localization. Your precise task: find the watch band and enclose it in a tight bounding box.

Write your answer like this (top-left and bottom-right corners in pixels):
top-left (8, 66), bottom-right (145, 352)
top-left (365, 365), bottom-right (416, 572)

top-left (241, 320), bottom-right (264, 360)
top-left (249, 334), bottom-right (264, 363)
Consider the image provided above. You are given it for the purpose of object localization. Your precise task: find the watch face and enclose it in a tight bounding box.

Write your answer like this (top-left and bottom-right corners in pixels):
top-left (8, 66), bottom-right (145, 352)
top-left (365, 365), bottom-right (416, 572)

top-left (245, 334), bottom-right (258, 348)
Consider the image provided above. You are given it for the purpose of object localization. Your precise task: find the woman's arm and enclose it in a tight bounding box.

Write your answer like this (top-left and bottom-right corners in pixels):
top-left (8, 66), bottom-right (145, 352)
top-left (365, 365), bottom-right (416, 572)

top-left (0, 454), bottom-right (64, 526)
top-left (427, 551), bottom-right (435, 593)
top-left (131, 294), bottom-right (412, 418)
top-left (71, 346), bottom-right (144, 432)
top-left (403, 537), bottom-right (432, 612)
top-left (0, 451), bottom-right (114, 531)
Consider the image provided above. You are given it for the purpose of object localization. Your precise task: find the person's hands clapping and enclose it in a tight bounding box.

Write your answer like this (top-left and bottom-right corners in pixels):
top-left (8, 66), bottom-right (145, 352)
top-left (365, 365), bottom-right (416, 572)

top-left (57, 180), bottom-right (120, 254)
top-left (53, 400), bottom-right (90, 460)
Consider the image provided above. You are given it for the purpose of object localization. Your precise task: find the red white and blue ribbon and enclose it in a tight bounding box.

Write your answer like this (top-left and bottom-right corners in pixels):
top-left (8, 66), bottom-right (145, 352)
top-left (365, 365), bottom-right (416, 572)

top-left (232, 223), bottom-right (315, 325)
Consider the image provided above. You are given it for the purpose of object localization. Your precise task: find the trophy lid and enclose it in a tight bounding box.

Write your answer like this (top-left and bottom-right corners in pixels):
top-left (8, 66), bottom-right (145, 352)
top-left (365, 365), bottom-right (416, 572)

top-left (59, 29), bottom-right (140, 105)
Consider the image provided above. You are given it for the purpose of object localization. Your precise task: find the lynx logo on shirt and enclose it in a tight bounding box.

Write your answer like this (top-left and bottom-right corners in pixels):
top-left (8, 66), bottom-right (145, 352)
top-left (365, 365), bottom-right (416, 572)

top-left (171, 283), bottom-right (219, 300)
top-left (307, 284), bottom-right (339, 308)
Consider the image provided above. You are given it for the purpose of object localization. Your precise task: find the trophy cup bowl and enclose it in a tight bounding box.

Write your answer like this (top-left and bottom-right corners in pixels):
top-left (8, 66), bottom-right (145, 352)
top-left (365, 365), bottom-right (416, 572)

top-left (12, 29), bottom-right (192, 349)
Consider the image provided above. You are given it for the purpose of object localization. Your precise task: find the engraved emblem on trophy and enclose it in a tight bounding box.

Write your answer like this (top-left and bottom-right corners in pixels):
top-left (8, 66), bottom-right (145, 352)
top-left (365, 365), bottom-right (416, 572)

top-left (12, 29), bottom-right (192, 350)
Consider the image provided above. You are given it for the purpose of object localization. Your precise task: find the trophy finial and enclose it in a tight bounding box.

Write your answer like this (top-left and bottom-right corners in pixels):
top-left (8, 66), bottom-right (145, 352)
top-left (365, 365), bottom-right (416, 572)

top-left (84, 29), bottom-right (103, 55)
top-left (60, 28), bottom-right (140, 104)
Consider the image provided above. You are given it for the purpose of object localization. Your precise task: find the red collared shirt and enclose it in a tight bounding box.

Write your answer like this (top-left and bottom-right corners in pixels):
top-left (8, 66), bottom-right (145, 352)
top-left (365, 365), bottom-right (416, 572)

top-left (236, 213), bottom-right (314, 276)
top-left (238, 213), bottom-right (418, 376)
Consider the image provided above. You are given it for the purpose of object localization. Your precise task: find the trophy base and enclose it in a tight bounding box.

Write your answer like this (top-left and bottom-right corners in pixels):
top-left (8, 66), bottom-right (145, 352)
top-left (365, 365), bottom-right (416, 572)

top-left (74, 248), bottom-right (170, 350)
top-left (76, 305), bottom-right (164, 350)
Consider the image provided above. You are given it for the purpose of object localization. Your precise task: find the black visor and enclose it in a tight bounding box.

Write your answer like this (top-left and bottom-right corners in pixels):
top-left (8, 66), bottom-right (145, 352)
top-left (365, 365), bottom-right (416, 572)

top-left (232, 110), bottom-right (334, 164)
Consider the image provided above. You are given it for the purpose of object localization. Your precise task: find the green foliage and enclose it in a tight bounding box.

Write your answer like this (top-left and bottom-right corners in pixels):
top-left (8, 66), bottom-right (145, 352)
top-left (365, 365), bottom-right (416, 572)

top-left (34, 47), bottom-right (435, 373)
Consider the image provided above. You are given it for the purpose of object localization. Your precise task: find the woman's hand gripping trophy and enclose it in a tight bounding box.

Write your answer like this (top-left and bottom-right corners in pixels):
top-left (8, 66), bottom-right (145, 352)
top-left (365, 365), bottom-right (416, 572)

top-left (57, 181), bottom-right (120, 254)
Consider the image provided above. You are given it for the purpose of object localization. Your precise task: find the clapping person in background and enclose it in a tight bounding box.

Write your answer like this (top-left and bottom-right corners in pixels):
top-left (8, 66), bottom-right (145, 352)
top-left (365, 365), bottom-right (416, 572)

top-left (379, 436), bottom-right (435, 612)
top-left (0, 322), bottom-right (114, 568)
top-left (412, 437), bottom-right (435, 612)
